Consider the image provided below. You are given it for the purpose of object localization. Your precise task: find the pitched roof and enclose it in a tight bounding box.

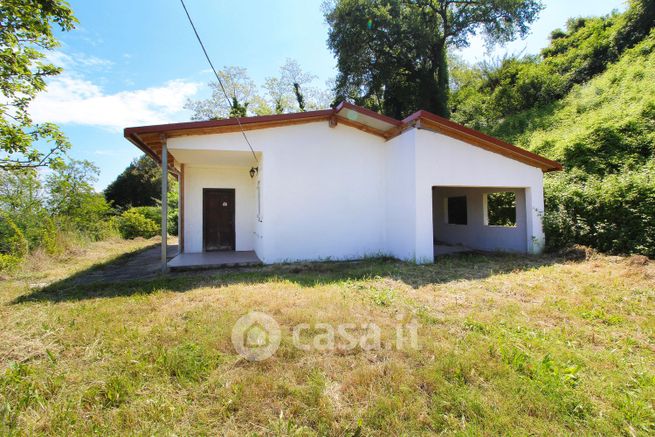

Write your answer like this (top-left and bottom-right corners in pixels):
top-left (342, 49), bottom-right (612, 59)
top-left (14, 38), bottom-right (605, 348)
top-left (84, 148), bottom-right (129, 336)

top-left (124, 102), bottom-right (562, 173)
top-left (402, 111), bottom-right (562, 172)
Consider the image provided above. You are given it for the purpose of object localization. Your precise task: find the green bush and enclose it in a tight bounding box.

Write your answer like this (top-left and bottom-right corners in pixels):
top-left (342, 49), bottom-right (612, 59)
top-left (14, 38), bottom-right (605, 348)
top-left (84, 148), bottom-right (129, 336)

top-left (130, 206), bottom-right (160, 224)
top-left (87, 219), bottom-right (120, 242)
top-left (168, 208), bottom-right (178, 237)
top-left (560, 120), bottom-right (654, 177)
top-left (127, 206), bottom-right (178, 236)
top-left (544, 166), bottom-right (655, 256)
top-left (44, 218), bottom-right (61, 255)
top-left (67, 193), bottom-right (116, 242)
top-left (116, 209), bottom-right (159, 239)
top-left (0, 213), bottom-right (28, 258)
top-left (0, 254), bottom-right (22, 273)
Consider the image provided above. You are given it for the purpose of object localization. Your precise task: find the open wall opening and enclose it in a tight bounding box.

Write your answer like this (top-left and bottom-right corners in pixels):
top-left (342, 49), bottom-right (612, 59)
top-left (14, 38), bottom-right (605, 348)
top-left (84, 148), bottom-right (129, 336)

top-left (432, 186), bottom-right (528, 256)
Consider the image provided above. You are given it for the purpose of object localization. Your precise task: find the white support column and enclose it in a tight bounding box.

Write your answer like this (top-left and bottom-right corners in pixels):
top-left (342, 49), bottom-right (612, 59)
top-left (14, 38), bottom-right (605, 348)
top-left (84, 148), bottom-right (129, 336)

top-left (178, 164), bottom-right (184, 253)
top-left (414, 184), bottom-right (435, 263)
top-left (160, 135), bottom-right (168, 273)
top-left (525, 186), bottom-right (545, 254)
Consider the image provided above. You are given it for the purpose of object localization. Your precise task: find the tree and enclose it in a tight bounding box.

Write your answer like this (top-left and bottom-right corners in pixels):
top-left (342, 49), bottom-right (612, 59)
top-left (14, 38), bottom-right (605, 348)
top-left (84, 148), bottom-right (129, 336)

top-left (188, 61), bottom-right (333, 119)
top-left (324, 0), bottom-right (542, 118)
top-left (46, 160), bottom-right (99, 217)
top-left (0, 169), bottom-right (43, 215)
top-left (263, 77), bottom-right (291, 114)
top-left (185, 66), bottom-right (257, 120)
top-left (104, 155), bottom-right (164, 210)
top-left (0, 0), bottom-right (77, 170)
top-left (293, 83), bottom-right (306, 112)
top-left (263, 59), bottom-right (323, 113)
top-left (614, 0), bottom-right (655, 53)
top-left (46, 159), bottom-right (114, 238)
top-left (0, 168), bottom-right (48, 253)
top-left (280, 59), bottom-right (316, 112)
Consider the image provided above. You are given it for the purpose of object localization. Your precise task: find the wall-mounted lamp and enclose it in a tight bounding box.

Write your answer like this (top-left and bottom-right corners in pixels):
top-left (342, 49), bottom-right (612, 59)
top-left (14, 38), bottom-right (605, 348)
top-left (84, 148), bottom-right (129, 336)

top-left (249, 166), bottom-right (259, 178)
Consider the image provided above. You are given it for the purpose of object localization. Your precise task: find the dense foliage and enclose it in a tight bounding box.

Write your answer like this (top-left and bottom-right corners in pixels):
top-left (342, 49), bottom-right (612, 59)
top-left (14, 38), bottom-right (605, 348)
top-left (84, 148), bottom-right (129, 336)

top-left (451, 0), bottom-right (655, 135)
top-left (113, 203), bottom-right (178, 240)
top-left (486, 192), bottom-right (517, 227)
top-left (543, 165), bottom-right (655, 256)
top-left (0, 0), bottom-right (77, 170)
top-left (0, 162), bottom-right (117, 271)
top-left (0, 154), bottom-right (181, 271)
top-left (324, 0), bottom-right (542, 118)
top-left (115, 209), bottom-right (159, 240)
top-left (103, 154), bottom-right (179, 239)
top-left (104, 155), bottom-right (165, 210)
top-left (451, 0), bottom-right (655, 256)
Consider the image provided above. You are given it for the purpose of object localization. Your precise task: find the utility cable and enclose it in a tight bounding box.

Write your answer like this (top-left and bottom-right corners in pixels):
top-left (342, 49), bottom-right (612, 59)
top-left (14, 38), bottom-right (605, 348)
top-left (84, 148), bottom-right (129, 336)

top-left (179, 0), bottom-right (259, 164)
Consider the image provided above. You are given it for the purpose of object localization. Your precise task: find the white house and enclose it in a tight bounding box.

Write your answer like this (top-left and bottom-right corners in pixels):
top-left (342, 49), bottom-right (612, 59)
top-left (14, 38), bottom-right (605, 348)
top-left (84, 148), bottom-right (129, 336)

top-left (124, 102), bottom-right (561, 270)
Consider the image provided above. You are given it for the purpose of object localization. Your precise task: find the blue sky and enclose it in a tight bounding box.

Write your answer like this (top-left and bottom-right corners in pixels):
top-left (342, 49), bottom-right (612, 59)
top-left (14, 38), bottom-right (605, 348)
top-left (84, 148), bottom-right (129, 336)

top-left (29, 0), bottom-right (626, 189)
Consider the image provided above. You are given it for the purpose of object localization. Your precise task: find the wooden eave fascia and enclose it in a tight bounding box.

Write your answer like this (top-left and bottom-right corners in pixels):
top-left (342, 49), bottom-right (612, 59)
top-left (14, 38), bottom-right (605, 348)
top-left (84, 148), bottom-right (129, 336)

top-left (385, 111), bottom-right (563, 172)
top-left (124, 102), bottom-right (562, 174)
top-left (125, 132), bottom-right (180, 176)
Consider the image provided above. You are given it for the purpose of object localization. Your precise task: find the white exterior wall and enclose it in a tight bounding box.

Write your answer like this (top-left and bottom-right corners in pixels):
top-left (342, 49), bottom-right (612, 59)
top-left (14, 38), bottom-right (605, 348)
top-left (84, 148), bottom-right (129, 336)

top-left (432, 187), bottom-right (527, 253)
top-left (170, 122), bottom-right (546, 264)
top-left (260, 124), bottom-right (388, 263)
top-left (171, 122), bottom-right (388, 263)
top-left (183, 166), bottom-right (256, 253)
top-left (385, 129), bottom-right (417, 260)
top-left (253, 155), bottom-right (265, 259)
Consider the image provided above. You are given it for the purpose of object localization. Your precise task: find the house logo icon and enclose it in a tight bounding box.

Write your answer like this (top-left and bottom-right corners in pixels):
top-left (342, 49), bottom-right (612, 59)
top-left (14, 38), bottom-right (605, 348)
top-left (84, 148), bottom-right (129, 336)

top-left (231, 312), bottom-right (281, 361)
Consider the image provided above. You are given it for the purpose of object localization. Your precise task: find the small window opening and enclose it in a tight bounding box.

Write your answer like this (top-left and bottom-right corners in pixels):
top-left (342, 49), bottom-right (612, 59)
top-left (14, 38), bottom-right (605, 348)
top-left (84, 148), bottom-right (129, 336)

top-left (446, 196), bottom-right (467, 225)
top-left (485, 191), bottom-right (517, 226)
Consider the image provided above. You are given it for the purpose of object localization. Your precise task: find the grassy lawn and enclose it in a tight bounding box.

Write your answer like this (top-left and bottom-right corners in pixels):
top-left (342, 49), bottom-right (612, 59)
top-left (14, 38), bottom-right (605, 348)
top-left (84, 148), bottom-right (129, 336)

top-left (1, 239), bottom-right (654, 435)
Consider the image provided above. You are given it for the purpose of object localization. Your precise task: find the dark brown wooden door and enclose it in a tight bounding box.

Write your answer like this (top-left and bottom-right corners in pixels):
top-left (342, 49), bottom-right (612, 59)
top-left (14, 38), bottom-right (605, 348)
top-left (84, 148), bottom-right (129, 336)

top-left (203, 188), bottom-right (235, 251)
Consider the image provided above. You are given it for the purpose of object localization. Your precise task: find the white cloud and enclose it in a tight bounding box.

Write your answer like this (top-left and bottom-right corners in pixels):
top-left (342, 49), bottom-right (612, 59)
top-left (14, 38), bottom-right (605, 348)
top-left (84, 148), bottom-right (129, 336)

top-left (29, 49), bottom-right (202, 131)
top-left (94, 149), bottom-right (121, 157)
top-left (45, 51), bottom-right (113, 70)
top-left (29, 74), bottom-right (201, 131)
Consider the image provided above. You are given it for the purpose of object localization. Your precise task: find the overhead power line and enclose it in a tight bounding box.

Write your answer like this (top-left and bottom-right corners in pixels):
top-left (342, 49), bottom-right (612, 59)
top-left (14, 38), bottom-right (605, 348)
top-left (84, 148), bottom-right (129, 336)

top-left (179, 0), bottom-right (259, 164)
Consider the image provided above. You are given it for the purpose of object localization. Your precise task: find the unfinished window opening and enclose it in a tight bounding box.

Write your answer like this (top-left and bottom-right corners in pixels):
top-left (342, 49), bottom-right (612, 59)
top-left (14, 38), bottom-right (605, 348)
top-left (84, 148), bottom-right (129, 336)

top-left (485, 191), bottom-right (517, 226)
top-left (445, 196), bottom-right (467, 225)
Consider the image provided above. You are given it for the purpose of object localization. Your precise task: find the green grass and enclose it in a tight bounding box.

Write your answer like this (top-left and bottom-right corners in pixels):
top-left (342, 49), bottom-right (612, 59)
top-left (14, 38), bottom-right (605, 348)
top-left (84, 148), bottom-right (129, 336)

top-left (1, 239), bottom-right (654, 435)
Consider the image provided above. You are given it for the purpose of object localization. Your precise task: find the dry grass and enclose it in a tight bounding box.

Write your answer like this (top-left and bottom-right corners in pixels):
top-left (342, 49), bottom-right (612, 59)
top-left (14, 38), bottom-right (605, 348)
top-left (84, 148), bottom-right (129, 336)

top-left (1, 240), bottom-right (654, 435)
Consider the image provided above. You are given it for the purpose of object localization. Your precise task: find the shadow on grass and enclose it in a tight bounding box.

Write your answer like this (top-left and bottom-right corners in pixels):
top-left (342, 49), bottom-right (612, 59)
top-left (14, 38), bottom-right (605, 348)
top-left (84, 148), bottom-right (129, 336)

top-left (13, 248), bottom-right (567, 304)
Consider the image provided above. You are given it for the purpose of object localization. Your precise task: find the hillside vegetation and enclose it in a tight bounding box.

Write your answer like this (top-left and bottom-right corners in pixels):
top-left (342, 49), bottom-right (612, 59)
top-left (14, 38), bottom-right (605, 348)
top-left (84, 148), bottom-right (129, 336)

top-left (527, 31), bottom-right (655, 256)
top-left (451, 0), bottom-right (655, 256)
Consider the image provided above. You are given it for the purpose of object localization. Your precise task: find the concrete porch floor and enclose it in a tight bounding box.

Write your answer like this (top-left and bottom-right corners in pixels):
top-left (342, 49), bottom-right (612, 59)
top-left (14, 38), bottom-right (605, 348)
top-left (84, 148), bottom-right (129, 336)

top-left (167, 250), bottom-right (262, 271)
top-left (434, 244), bottom-right (474, 256)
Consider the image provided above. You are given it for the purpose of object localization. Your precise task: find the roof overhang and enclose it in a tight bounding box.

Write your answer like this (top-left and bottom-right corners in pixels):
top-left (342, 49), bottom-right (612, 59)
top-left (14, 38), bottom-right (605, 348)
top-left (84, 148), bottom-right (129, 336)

top-left (402, 111), bottom-right (563, 172)
top-left (332, 101), bottom-right (402, 138)
top-left (124, 109), bottom-right (334, 175)
top-left (124, 102), bottom-right (562, 173)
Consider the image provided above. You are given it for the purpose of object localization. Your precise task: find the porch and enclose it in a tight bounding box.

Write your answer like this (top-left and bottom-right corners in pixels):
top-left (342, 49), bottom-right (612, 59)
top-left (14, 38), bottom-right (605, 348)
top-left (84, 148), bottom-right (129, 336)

top-left (163, 142), bottom-right (262, 273)
top-left (167, 250), bottom-right (262, 271)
